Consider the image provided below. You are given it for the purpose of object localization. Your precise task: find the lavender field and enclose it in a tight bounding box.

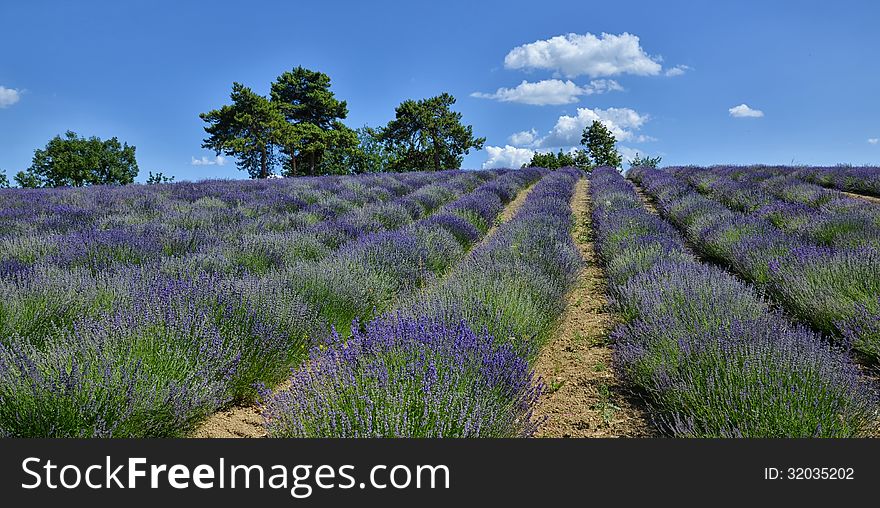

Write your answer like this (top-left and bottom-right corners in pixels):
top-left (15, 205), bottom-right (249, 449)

top-left (2, 165), bottom-right (880, 438)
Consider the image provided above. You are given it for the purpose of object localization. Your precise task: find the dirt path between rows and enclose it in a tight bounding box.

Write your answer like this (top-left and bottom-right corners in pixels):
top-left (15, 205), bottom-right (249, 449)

top-left (842, 190), bottom-right (880, 205)
top-left (191, 403), bottom-right (267, 438)
top-left (632, 184), bottom-right (659, 213)
top-left (533, 177), bottom-right (654, 438)
top-left (191, 179), bottom-right (540, 438)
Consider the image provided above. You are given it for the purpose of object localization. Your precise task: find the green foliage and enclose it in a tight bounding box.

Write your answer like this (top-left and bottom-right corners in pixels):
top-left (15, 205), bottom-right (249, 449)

top-left (522, 148), bottom-right (592, 170)
top-left (14, 131), bottom-right (139, 188)
top-left (270, 67), bottom-right (348, 128)
top-left (628, 152), bottom-right (662, 169)
top-left (378, 93), bottom-right (485, 172)
top-left (270, 67), bottom-right (358, 176)
top-left (581, 120), bottom-right (622, 168)
top-left (200, 83), bottom-right (289, 179)
top-left (293, 123), bottom-right (361, 176)
top-left (0, 169), bottom-right (8, 188)
top-left (201, 73), bottom-right (483, 177)
top-left (146, 171), bottom-right (174, 184)
top-left (347, 126), bottom-right (391, 174)
top-left (13, 170), bottom-right (41, 188)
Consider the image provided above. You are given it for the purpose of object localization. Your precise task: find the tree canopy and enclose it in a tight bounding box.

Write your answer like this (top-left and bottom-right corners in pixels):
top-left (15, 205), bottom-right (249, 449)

top-left (0, 169), bottom-right (9, 188)
top-left (200, 83), bottom-right (289, 179)
top-left (270, 67), bottom-right (358, 176)
top-left (14, 131), bottom-right (139, 188)
top-left (201, 74), bottom-right (484, 177)
top-left (201, 68), bottom-right (363, 178)
top-left (581, 120), bottom-right (622, 168)
top-left (523, 149), bottom-right (591, 170)
top-left (146, 171), bottom-right (175, 184)
top-left (378, 93), bottom-right (485, 172)
top-left (628, 152), bottom-right (662, 169)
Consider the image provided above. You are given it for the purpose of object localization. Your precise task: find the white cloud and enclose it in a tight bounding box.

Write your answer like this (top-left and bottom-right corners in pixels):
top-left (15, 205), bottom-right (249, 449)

top-left (632, 134), bottom-right (658, 143)
top-left (868, 138), bottom-right (878, 145)
top-left (618, 145), bottom-right (642, 164)
top-left (537, 107), bottom-right (650, 147)
top-left (503, 32), bottom-right (662, 78)
top-left (0, 86), bottom-right (21, 108)
top-left (588, 79), bottom-right (625, 93)
top-left (191, 155), bottom-right (227, 166)
top-left (665, 65), bottom-right (691, 77)
top-left (508, 128), bottom-right (538, 146)
top-left (482, 145), bottom-right (536, 169)
top-left (471, 78), bottom-right (622, 106)
top-left (728, 104), bottom-right (764, 118)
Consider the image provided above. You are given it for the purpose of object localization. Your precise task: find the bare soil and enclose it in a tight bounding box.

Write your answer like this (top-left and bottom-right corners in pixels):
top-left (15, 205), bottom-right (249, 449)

top-left (632, 184), bottom-right (659, 213)
top-left (191, 405), bottom-right (266, 438)
top-left (190, 181), bottom-right (539, 438)
top-left (842, 190), bottom-right (880, 205)
top-left (486, 179), bottom-right (535, 234)
top-left (533, 177), bottom-right (655, 438)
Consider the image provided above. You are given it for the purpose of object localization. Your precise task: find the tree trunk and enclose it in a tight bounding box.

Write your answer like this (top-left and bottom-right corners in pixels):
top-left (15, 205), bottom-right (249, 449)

top-left (309, 151), bottom-right (316, 176)
top-left (260, 148), bottom-right (268, 179)
top-left (431, 132), bottom-right (441, 172)
top-left (289, 147), bottom-right (297, 177)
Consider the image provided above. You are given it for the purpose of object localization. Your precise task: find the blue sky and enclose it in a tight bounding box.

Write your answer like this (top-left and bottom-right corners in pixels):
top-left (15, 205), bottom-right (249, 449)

top-left (1, 0), bottom-right (878, 182)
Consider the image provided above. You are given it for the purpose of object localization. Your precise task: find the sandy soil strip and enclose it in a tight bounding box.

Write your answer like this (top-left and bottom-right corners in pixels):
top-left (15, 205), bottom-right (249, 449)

top-left (485, 179), bottom-right (536, 235)
top-left (533, 177), bottom-right (655, 438)
top-left (632, 183), bottom-right (659, 213)
top-left (842, 190), bottom-right (880, 205)
top-left (191, 180), bottom-right (540, 438)
top-left (191, 405), bottom-right (266, 438)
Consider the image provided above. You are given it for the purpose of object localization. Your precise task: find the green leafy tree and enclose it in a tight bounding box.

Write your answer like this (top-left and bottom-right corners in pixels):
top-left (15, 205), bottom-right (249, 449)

top-left (13, 131), bottom-right (138, 188)
top-left (522, 148), bottom-right (592, 170)
top-left (270, 67), bottom-right (356, 176)
top-left (378, 93), bottom-right (485, 172)
top-left (581, 120), bottom-right (622, 168)
top-left (200, 83), bottom-right (289, 179)
top-left (146, 171), bottom-right (175, 184)
top-left (628, 152), bottom-right (662, 169)
top-left (573, 149), bottom-right (593, 170)
top-left (350, 126), bottom-right (390, 174)
top-left (310, 125), bottom-right (385, 175)
top-left (0, 169), bottom-right (9, 188)
top-left (14, 170), bottom-right (41, 188)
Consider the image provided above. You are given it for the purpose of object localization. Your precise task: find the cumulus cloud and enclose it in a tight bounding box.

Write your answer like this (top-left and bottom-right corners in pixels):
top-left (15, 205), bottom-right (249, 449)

top-left (537, 107), bottom-right (650, 147)
top-left (503, 32), bottom-right (662, 78)
top-left (617, 145), bottom-right (643, 164)
top-left (471, 78), bottom-right (622, 106)
top-left (508, 129), bottom-right (538, 146)
top-left (191, 155), bottom-right (227, 166)
top-left (868, 138), bottom-right (878, 145)
top-left (482, 145), bottom-right (536, 169)
top-left (588, 79), bottom-right (625, 93)
top-left (665, 65), bottom-right (691, 77)
top-left (728, 104), bottom-right (764, 118)
top-left (0, 86), bottom-right (22, 108)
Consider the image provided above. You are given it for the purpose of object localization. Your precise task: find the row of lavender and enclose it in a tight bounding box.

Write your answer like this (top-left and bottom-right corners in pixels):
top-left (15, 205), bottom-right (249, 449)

top-left (660, 165), bottom-right (880, 198)
top-left (261, 168), bottom-right (583, 437)
top-left (796, 166), bottom-right (880, 198)
top-left (590, 167), bottom-right (875, 437)
top-left (669, 166), bottom-right (880, 250)
top-left (0, 171), bottom-right (498, 278)
top-left (630, 167), bottom-right (880, 364)
top-left (0, 169), bottom-right (543, 437)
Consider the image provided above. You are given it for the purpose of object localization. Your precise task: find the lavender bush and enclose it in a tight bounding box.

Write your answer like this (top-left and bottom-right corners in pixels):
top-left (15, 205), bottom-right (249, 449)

top-left (0, 169), bottom-right (525, 437)
top-left (262, 317), bottom-right (542, 438)
top-left (633, 167), bottom-right (880, 363)
top-left (592, 167), bottom-right (876, 437)
top-left (264, 168), bottom-right (580, 437)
